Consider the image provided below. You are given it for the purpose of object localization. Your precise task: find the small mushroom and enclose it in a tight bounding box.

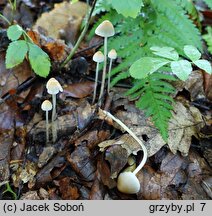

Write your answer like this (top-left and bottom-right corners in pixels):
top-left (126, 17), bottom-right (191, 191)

top-left (101, 110), bottom-right (148, 194)
top-left (41, 100), bottom-right (52, 144)
top-left (92, 51), bottom-right (104, 104)
top-left (46, 78), bottom-right (63, 142)
top-left (107, 49), bottom-right (117, 93)
top-left (117, 172), bottom-right (140, 194)
top-left (95, 20), bottom-right (115, 102)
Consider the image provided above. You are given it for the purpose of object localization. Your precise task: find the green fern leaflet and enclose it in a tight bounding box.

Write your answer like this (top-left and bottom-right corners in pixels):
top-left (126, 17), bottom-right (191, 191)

top-left (126, 73), bottom-right (176, 140)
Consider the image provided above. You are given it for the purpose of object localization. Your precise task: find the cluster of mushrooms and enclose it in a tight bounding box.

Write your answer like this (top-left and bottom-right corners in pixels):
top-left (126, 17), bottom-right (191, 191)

top-left (41, 78), bottom-right (63, 143)
top-left (40, 20), bottom-right (148, 195)
top-left (92, 20), bottom-right (117, 103)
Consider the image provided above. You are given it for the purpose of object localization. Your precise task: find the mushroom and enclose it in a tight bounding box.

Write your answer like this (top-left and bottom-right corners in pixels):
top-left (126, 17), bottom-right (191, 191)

top-left (101, 110), bottom-right (148, 194)
top-left (41, 100), bottom-right (52, 144)
top-left (117, 172), bottom-right (140, 194)
top-left (92, 51), bottom-right (104, 104)
top-left (95, 20), bottom-right (115, 102)
top-left (46, 78), bottom-right (63, 142)
top-left (107, 49), bottom-right (117, 93)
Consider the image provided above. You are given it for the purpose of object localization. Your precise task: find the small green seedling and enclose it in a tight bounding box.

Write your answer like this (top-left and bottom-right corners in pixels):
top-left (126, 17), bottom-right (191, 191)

top-left (6, 24), bottom-right (51, 78)
top-left (2, 182), bottom-right (17, 200)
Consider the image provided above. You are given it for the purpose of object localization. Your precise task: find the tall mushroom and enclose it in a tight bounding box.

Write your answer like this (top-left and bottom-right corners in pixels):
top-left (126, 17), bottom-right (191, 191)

top-left (41, 100), bottom-right (52, 144)
top-left (95, 20), bottom-right (115, 102)
top-left (46, 78), bottom-right (63, 142)
top-left (101, 109), bottom-right (148, 194)
top-left (107, 49), bottom-right (117, 93)
top-left (92, 51), bottom-right (104, 104)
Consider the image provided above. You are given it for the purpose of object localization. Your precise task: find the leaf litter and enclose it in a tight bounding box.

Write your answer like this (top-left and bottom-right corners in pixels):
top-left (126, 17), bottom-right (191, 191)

top-left (0, 0), bottom-right (211, 200)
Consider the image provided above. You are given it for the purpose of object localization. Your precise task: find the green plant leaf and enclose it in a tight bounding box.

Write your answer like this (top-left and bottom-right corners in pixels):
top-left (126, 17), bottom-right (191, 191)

top-left (28, 43), bottom-right (51, 78)
top-left (183, 45), bottom-right (201, 61)
top-left (6, 40), bottom-right (28, 68)
top-left (110, 0), bottom-right (143, 18)
top-left (7, 25), bottom-right (23, 41)
top-left (151, 46), bottom-right (179, 61)
top-left (171, 60), bottom-right (192, 81)
top-left (193, 59), bottom-right (212, 74)
top-left (129, 57), bottom-right (170, 79)
top-left (150, 46), bottom-right (175, 52)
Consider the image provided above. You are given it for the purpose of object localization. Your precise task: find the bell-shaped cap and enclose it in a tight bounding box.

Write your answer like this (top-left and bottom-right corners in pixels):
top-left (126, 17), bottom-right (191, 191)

top-left (108, 49), bottom-right (117, 59)
top-left (93, 51), bottom-right (104, 63)
top-left (117, 172), bottom-right (140, 194)
top-left (46, 78), bottom-right (63, 95)
top-left (95, 20), bottom-right (115, 38)
top-left (41, 100), bottom-right (52, 111)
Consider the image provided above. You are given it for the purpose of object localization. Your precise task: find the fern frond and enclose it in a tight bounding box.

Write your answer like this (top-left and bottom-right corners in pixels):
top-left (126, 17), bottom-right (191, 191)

top-left (126, 72), bottom-right (176, 140)
top-left (203, 0), bottom-right (212, 9)
top-left (203, 27), bottom-right (212, 55)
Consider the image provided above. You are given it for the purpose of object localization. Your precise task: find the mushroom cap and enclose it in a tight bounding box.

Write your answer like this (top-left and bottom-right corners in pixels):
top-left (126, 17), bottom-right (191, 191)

top-left (95, 20), bottom-right (115, 37)
top-left (46, 78), bottom-right (63, 95)
top-left (117, 172), bottom-right (140, 194)
top-left (108, 49), bottom-right (117, 59)
top-left (41, 100), bottom-right (52, 111)
top-left (93, 51), bottom-right (104, 63)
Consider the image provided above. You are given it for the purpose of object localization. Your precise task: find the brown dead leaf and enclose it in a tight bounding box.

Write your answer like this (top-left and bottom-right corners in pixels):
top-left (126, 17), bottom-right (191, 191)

top-left (33, 1), bottom-right (88, 43)
top-left (105, 145), bottom-right (128, 179)
top-left (27, 30), bottom-right (68, 62)
top-left (20, 191), bottom-right (40, 200)
top-left (59, 177), bottom-right (80, 200)
top-left (74, 129), bottom-right (110, 149)
top-left (0, 129), bottom-right (14, 183)
top-left (98, 134), bottom-right (141, 156)
top-left (203, 71), bottom-right (212, 100)
top-left (0, 52), bottom-right (33, 98)
top-left (173, 70), bottom-right (205, 100)
top-left (67, 145), bottom-right (95, 181)
top-left (112, 90), bottom-right (203, 156)
top-left (97, 156), bottom-right (116, 189)
top-left (62, 81), bottom-right (94, 99)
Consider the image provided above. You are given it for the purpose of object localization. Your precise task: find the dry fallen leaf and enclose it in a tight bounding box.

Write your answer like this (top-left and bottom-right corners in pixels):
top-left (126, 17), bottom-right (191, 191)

top-left (113, 97), bottom-right (203, 156)
top-left (33, 1), bottom-right (88, 43)
top-left (62, 81), bottom-right (94, 99)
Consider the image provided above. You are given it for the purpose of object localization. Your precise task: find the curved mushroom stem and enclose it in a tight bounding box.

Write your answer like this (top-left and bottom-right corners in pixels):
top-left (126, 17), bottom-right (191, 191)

top-left (92, 62), bottom-right (99, 104)
top-left (107, 58), bottom-right (113, 94)
top-left (51, 94), bottom-right (57, 142)
top-left (98, 37), bottom-right (108, 102)
top-left (45, 110), bottom-right (49, 143)
top-left (102, 110), bottom-right (148, 175)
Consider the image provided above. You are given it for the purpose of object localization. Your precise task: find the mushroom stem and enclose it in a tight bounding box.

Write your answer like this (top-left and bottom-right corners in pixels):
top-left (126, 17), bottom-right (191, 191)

top-left (107, 58), bottom-right (113, 94)
top-left (92, 62), bottom-right (99, 104)
top-left (46, 110), bottom-right (49, 143)
top-left (52, 94), bottom-right (56, 122)
top-left (102, 110), bottom-right (148, 175)
top-left (98, 37), bottom-right (108, 102)
top-left (51, 94), bottom-right (57, 142)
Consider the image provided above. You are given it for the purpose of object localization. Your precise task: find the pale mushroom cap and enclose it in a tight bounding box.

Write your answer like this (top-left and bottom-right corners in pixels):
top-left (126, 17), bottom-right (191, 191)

top-left (117, 172), bottom-right (140, 194)
top-left (46, 78), bottom-right (63, 95)
top-left (93, 51), bottom-right (104, 63)
top-left (108, 49), bottom-right (117, 59)
top-left (41, 100), bottom-right (52, 111)
top-left (95, 20), bottom-right (115, 37)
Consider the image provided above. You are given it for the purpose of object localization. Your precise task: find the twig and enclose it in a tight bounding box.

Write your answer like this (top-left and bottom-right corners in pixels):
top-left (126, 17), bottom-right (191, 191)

top-left (60, 0), bottom-right (97, 68)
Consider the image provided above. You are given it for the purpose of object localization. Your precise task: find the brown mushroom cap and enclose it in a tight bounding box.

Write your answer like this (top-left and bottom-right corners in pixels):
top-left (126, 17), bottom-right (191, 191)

top-left (95, 20), bottom-right (115, 38)
top-left (46, 78), bottom-right (63, 95)
top-left (41, 100), bottom-right (53, 111)
top-left (108, 49), bottom-right (117, 59)
top-left (93, 51), bottom-right (104, 63)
